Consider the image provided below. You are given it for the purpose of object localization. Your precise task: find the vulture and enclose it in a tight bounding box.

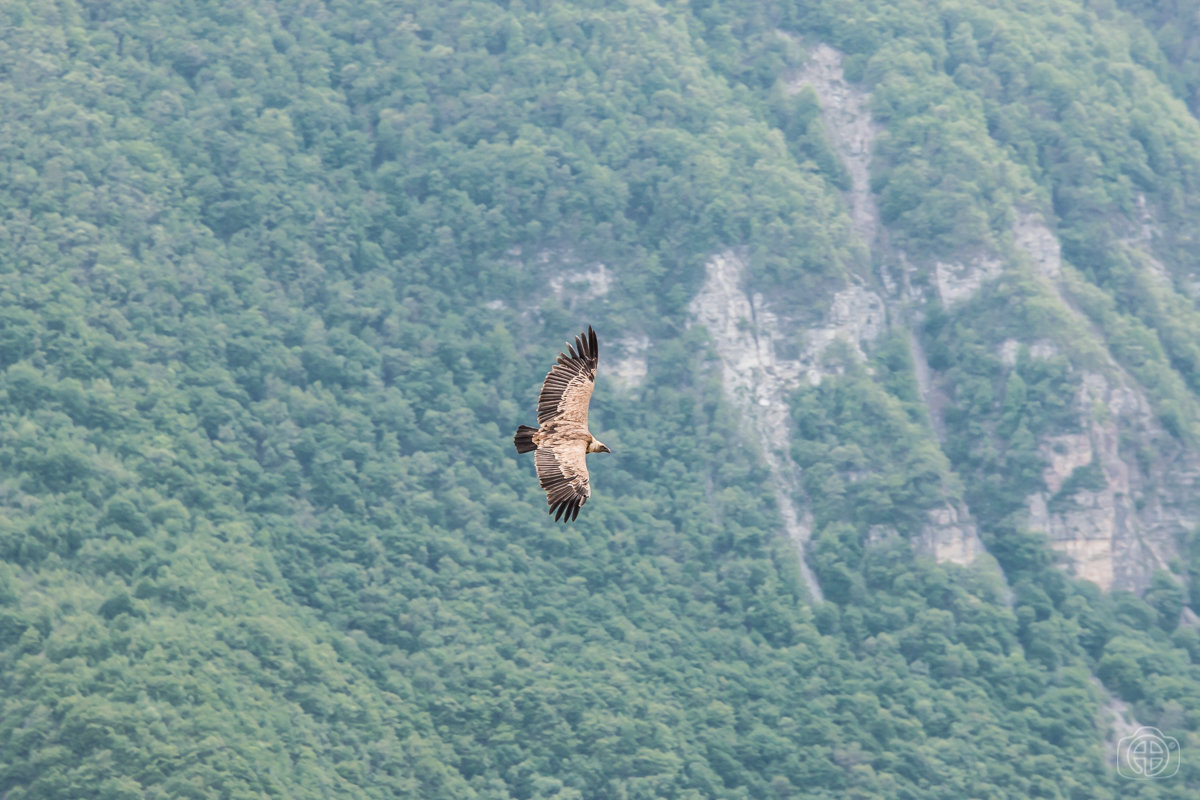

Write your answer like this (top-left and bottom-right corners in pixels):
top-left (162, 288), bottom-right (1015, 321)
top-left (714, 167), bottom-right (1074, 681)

top-left (513, 326), bottom-right (611, 521)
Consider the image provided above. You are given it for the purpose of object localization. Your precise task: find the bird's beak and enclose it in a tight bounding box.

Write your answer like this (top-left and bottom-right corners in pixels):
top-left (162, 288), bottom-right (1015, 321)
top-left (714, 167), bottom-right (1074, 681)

top-left (602, 445), bottom-right (612, 454)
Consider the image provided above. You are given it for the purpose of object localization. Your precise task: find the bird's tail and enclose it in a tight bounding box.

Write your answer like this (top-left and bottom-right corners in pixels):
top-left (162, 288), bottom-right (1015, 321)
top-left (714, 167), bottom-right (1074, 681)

top-left (513, 425), bottom-right (538, 454)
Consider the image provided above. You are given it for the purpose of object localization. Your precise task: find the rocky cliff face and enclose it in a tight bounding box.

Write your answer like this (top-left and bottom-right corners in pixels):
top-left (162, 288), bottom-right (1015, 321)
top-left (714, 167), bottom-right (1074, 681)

top-left (1003, 210), bottom-right (1200, 592)
top-left (688, 250), bottom-right (885, 602)
top-left (688, 40), bottom-right (1200, 598)
top-left (788, 43), bottom-right (881, 249)
top-left (1023, 369), bottom-right (1199, 591)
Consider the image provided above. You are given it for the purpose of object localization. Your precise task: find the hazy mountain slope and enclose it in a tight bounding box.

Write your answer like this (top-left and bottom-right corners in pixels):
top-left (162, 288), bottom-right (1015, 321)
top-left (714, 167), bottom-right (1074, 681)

top-left (778, 0), bottom-right (1200, 609)
top-left (1, 0), bottom-right (1198, 797)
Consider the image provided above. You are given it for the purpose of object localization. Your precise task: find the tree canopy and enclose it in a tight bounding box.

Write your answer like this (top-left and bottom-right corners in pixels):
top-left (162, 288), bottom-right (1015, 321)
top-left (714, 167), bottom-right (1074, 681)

top-left (1, 0), bottom-right (1199, 797)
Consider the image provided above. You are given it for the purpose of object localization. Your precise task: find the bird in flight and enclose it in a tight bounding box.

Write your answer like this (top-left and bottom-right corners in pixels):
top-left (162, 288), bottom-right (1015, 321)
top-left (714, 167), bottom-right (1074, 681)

top-left (513, 326), bottom-right (611, 521)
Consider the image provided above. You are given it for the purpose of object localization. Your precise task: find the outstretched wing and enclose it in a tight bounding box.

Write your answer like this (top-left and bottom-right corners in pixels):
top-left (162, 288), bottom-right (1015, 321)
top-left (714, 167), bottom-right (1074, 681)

top-left (537, 326), bottom-right (598, 425)
top-left (535, 440), bottom-right (591, 522)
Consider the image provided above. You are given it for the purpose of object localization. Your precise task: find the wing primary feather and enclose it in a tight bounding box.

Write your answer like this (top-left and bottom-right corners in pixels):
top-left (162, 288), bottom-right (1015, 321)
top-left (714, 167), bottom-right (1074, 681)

top-left (535, 327), bottom-right (599, 425)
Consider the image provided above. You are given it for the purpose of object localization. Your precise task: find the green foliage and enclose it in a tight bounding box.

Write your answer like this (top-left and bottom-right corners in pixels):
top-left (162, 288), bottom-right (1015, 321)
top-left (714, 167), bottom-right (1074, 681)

top-left (791, 341), bottom-right (957, 535)
top-left (1, 0), bottom-right (1199, 798)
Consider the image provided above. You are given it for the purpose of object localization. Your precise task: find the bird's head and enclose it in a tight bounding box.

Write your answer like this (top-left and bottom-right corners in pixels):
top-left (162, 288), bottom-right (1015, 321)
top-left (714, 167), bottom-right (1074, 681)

top-left (587, 439), bottom-right (612, 455)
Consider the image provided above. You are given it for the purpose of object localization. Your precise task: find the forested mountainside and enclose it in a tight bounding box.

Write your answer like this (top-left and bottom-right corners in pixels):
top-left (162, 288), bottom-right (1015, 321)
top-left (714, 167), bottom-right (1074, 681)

top-left (2, 0), bottom-right (1200, 797)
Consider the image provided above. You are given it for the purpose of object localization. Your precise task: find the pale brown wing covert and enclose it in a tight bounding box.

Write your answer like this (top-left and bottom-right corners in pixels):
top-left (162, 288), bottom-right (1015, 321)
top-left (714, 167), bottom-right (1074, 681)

top-left (536, 326), bottom-right (598, 425)
top-left (534, 438), bottom-right (591, 522)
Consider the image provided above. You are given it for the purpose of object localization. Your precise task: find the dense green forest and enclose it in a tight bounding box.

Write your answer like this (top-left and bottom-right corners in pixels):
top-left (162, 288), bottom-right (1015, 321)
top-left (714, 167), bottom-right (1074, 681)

top-left (2, 0), bottom-right (1199, 797)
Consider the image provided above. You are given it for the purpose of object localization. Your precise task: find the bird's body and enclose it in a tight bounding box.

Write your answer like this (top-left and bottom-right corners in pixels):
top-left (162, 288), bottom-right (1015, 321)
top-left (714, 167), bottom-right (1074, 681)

top-left (513, 326), bottom-right (610, 521)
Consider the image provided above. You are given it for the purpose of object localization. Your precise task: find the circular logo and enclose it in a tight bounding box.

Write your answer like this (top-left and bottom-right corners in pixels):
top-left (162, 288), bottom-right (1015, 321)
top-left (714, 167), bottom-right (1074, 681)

top-left (1128, 733), bottom-right (1169, 777)
top-left (1118, 726), bottom-right (1179, 780)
